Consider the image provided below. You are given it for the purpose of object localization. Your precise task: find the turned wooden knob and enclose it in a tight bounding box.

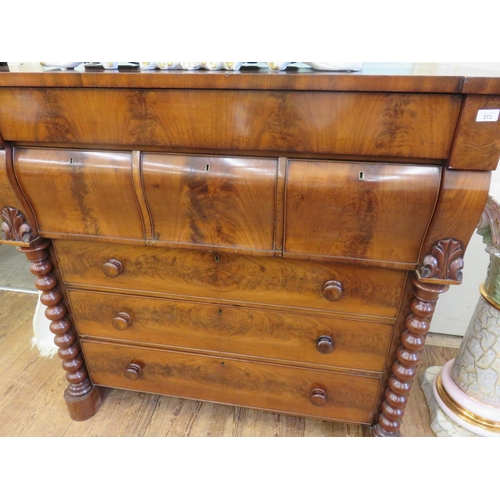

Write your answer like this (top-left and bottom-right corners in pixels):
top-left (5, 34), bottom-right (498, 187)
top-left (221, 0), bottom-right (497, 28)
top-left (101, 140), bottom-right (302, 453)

top-left (125, 362), bottom-right (143, 380)
top-left (322, 280), bottom-right (343, 301)
top-left (102, 258), bottom-right (123, 278)
top-left (310, 387), bottom-right (328, 406)
top-left (316, 335), bottom-right (334, 354)
top-left (112, 312), bottom-right (132, 330)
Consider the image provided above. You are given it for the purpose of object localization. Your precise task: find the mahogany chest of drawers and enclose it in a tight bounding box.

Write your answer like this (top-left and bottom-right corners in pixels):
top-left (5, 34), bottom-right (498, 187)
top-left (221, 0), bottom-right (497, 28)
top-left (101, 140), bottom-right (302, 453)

top-left (1, 65), bottom-right (499, 436)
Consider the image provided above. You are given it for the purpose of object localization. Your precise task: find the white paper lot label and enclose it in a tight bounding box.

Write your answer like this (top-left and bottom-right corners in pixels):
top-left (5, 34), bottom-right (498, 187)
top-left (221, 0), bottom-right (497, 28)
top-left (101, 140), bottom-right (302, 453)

top-left (476, 109), bottom-right (500, 122)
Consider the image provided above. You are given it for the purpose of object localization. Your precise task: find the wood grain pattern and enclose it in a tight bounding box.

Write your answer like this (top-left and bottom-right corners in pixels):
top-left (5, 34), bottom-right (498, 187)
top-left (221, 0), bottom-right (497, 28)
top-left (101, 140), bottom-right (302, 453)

top-left (0, 290), bottom-right (457, 436)
top-left (420, 168), bottom-right (491, 261)
top-left (449, 95), bottom-right (500, 170)
top-left (0, 150), bottom-right (19, 210)
top-left (462, 77), bottom-right (500, 95)
top-left (131, 150), bottom-right (153, 241)
top-left (54, 240), bottom-right (407, 318)
top-left (14, 148), bottom-right (144, 240)
top-left (81, 340), bottom-right (381, 424)
top-left (0, 68), bottom-right (467, 94)
top-left (274, 158), bottom-right (287, 256)
top-left (285, 161), bottom-right (441, 264)
top-left (68, 290), bottom-right (394, 372)
top-left (0, 89), bottom-right (461, 159)
top-left (142, 153), bottom-right (277, 251)
top-left (0, 146), bottom-right (39, 246)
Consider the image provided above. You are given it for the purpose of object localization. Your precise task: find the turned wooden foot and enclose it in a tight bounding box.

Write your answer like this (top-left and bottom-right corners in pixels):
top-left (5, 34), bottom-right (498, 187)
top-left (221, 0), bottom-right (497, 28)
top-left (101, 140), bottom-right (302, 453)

top-left (18, 238), bottom-right (105, 421)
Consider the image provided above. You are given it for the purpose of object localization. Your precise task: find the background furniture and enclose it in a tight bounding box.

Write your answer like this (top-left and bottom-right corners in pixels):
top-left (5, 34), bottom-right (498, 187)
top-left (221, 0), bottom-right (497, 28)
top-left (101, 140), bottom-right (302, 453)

top-left (1, 64), bottom-right (499, 436)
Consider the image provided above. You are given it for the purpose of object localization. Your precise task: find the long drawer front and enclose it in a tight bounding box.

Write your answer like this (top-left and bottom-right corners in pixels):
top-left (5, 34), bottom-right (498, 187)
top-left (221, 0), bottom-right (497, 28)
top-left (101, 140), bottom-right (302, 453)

top-left (55, 240), bottom-right (406, 318)
top-left (69, 290), bottom-right (394, 372)
top-left (82, 341), bottom-right (381, 424)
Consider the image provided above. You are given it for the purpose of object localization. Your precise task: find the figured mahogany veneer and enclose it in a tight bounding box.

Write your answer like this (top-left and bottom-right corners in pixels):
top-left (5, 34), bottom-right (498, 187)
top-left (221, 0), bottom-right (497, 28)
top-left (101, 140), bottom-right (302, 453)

top-left (142, 153), bottom-right (278, 251)
top-left (54, 239), bottom-right (406, 318)
top-left (81, 340), bottom-right (381, 424)
top-left (285, 161), bottom-right (441, 264)
top-left (1, 67), bottom-right (499, 435)
top-left (68, 290), bottom-right (394, 372)
top-left (0, 89), bottom-right (461, 159)
top-left (14, 148), bottom-right (144, 241)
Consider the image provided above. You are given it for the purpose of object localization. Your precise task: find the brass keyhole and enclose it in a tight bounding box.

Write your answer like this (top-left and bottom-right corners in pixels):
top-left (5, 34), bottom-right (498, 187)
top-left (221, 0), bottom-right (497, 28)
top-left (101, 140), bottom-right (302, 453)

top-left (205, 164), bottom-right (210, 172)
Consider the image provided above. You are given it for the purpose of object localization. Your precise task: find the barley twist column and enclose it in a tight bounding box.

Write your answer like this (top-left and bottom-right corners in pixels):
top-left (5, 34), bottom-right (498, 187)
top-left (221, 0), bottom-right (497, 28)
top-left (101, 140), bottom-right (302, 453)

top-left (372, 237), bottom-right (463, 436)
top-left (18, 238), bottom-right (104, 420)
top-left (373, 277), bottom-right (449, 436)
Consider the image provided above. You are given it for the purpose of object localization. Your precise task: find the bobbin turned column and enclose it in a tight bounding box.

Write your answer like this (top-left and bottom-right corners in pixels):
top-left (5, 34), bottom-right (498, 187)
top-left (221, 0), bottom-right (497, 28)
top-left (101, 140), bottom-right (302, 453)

top-left (372, 238), bottom-right (464, 437)
top-left (18, 238), bottom-right (104, 421)
top-left (372, 277), bottom-right (449, 436)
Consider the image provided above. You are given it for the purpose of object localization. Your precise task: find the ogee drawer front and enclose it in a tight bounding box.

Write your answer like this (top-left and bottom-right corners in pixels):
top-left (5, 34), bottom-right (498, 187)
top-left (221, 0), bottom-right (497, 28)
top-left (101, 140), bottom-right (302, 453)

top-left (69, 290), bottom-right (394, 372)
top-left (55, 240), bottom-right (406, 318)
top-left (142, 153), bottom-right (277, 252)
top-left (82, 341), bottom-right (380, 423)
top-left (14, 148), bottom-right (144, 241)
top-left (285, 161), bottom-right (441, 264)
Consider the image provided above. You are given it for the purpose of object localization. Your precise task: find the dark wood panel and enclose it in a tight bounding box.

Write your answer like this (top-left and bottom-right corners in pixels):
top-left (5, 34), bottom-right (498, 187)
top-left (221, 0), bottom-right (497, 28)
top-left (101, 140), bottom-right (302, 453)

top-left (69, 290), bottom-right (394, 372)
top-left (82, 340), bottom-right (381, 423)
top-left (55, 240), bottom-right (407, 318)
top-left (0, 89), bottom-right (461, 159)
top-left (285, 161), bottom-right (441, 264)
top-left (449, 95), bottom-right (500, 170)
top-left (142, 153), bottom-right (277, 251)
top-left (14, 148), bottom-right (145, 240)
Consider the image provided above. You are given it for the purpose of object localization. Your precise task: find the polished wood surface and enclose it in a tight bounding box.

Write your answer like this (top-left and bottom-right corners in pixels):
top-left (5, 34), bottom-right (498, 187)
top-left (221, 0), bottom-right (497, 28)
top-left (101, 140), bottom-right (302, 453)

top-left (0, 146), bottom-right (39, 246)
top-left (14, 148), bottom-right (144, 241)
top-left (285, 161), bottom-right (440, 264)
top-left (0, 289), bottom-right (457, 437)
top-left (81, 340), bottom-right (381, 424)
top-left (0, 69), bottom-right (498, 433)
top-left (449, 95), bottom-right (500, 171)
top-left (143, 153), bottom-right (277, 251)
top-left (0, 89), bottom-right (461, 159)
top-left (420, 169), bottom-right (492, 261)
top-left (68, 290), bottom-right (394, 372)
top-left (1, 63), bottom-right (497, 94)
top-left (54, 239), bottom-right (406, 318)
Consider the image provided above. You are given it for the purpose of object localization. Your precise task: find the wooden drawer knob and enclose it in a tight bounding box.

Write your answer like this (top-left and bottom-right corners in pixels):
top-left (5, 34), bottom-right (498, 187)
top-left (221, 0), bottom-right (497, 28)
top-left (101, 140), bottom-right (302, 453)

top-left (102, 258), bottom-right (123, 278)
top-left (310, 387), bottom-right (328, 406)
top-left (125, 362), bottom-right (143, 380)
top-left (112, 312), bottom-right (132, 330)
top-left (316, 335), bottom-right (334, 354)
top-left (322, 280), bottom-right (343, 301)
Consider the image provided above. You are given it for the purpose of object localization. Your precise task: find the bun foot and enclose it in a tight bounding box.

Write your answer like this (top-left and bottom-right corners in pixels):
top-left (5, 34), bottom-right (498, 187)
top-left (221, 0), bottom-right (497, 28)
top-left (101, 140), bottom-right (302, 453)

top-left (64, 385), bottom-right (108, 421)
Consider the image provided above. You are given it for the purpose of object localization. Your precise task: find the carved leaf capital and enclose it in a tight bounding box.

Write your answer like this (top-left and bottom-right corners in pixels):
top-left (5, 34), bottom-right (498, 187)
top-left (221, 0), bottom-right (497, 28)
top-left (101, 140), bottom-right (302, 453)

top-left (419, 238), bottom-right (464, 282)
top-left (1, 207), bottom-right (33, 243)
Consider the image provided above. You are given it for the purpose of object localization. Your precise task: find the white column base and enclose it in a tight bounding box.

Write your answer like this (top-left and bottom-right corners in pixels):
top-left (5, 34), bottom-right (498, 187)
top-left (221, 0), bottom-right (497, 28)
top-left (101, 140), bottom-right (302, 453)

top-left (421, 366), bottom-right (476, 437)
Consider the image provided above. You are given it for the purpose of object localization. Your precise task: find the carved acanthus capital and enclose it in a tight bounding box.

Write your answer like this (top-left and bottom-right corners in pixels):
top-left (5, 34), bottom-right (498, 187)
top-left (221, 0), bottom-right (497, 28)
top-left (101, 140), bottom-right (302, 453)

top-left (418, 238), bottom-right (464, 284)
top-left (1, 206), bottom-right (34, 243)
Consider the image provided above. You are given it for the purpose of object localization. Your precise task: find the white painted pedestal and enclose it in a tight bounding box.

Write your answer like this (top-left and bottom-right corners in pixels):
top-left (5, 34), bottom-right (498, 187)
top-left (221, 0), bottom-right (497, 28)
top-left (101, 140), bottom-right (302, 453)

top-left (422, 196), bottom-right (500, 436)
